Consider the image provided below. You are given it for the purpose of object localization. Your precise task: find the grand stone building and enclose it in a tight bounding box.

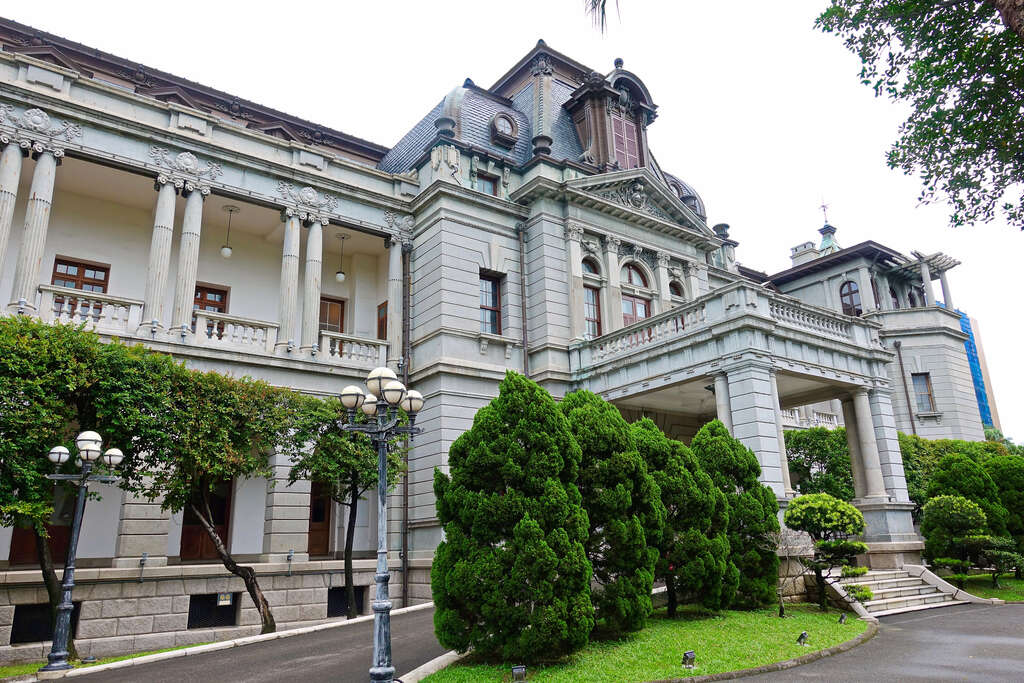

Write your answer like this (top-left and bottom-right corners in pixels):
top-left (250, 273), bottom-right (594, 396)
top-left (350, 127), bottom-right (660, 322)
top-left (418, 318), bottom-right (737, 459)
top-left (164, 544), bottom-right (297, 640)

top-left (0, 19), bottom-right (997, 662)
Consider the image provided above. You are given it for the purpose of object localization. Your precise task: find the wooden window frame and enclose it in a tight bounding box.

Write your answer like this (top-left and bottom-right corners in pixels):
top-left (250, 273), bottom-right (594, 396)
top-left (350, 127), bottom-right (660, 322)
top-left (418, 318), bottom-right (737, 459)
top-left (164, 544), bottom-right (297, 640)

top-left (477, 172), bottom-right (499, 196)
top-left (51, 256), bottom-right (111, 317)
top-left (839, 280), bottom-right (862, 317)
top-left (377, 302), bottom-right (388, 341)
top-left (319, 296), bottom-right (347, 334)
top-left (611, 112), bottom-right (641, 170)
top-left (479, 274), bottom-right (502, 335)
top-left (584, 285), bottom-right (602, 339)
top-left (621, 292), bottom-right (652, 327)
top-left (622, 263), bottom-right (649, 289)
top-left (192, 282), bottom-right (230, 336)
top-left (911, 373), bottom-right (937, 413)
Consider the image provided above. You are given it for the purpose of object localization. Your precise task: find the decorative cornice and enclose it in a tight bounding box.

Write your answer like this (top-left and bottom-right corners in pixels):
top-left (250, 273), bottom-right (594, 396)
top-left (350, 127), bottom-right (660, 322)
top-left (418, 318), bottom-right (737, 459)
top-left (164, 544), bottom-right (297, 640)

top-left (149, 146), bottom-right (222, 194)
top-left (277, 181), bottom-right (338, 225)
top-left (0, 105), bottom-right (82, 156)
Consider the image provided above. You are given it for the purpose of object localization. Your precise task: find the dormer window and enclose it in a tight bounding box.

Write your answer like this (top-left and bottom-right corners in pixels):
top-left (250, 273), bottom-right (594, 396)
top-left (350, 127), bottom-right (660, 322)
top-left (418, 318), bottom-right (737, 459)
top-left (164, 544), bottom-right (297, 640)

top-left (490, 114), bottom-right (518, 148)
top-left (611, 113), bottom-right (640, 169)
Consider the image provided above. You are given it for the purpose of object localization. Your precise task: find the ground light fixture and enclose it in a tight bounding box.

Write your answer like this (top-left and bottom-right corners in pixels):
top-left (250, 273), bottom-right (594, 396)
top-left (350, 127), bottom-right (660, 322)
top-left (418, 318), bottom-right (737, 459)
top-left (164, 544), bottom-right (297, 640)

top-left (682, 650), bottom-right (696, 669)
top-left (797, 630), bottom-right (809, 646)
top-left (221, 205), bottom-right (239, 258)
top-left (339, 366), bottom-right (424, 683)
top-left (511, 665), bottom-right (527, 681)
top-left (839, 612), bottom-right (847, 624)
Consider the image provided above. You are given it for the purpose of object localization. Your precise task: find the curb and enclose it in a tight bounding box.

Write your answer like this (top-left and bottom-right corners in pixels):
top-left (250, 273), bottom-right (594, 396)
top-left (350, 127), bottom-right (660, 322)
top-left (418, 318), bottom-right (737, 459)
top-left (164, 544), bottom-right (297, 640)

top-left (33, 601), bottom-right (435, 680)
top-left (398, 650), bottom-right (466, 683)
top-left (649, 619), bottom-right (879, 682)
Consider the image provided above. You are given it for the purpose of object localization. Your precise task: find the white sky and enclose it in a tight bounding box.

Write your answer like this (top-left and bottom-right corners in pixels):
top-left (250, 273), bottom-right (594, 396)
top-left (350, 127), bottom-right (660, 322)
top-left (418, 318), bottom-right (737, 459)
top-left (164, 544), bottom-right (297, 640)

top-left (9, 2), bottom-right (1020, 440)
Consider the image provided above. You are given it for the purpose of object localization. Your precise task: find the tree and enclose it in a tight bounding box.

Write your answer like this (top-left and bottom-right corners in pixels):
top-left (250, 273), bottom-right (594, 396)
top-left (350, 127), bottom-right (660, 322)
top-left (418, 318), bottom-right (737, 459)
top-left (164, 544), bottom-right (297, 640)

top-left (784, 427), bottom-right (854, 501)
top-left (898, 432), bottom-right (1009, 518)
top-left (984, 455), bottom-right (1024, 550)
top-left (985, 427), bottom-right (1024, 456)
top-left (920, 495), bottom-right (989, 587)
top-left (926, 453), bottom-right (1009, 537)
top-left (432, 372), bottom-right (593, 662)
top-left (283, 395), bottom-right (404, 618)
top-left (784, 493), bottom-right (869, 611)
top-left (115, 362), bottom-right (294, 634)
top-left (585, 0), bottom-right (618, 32)
top-left (817, 1), bottom-right (1024, 229)
top-left (691, 420), bottom-right (780, 608)
top-left (632, 418), bottom-right (737, 616)
top-left (558, 391), bottom-right (664, 634)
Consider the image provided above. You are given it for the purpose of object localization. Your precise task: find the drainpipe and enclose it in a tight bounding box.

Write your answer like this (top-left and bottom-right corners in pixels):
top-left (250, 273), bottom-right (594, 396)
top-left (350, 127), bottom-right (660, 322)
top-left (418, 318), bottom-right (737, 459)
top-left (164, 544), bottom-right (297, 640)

top-left (400, 239), bottom-right (412, 606)
top-left (516, 223), bottom-right (530, 377)
top-left (893, 340), bottom-right (917, 435)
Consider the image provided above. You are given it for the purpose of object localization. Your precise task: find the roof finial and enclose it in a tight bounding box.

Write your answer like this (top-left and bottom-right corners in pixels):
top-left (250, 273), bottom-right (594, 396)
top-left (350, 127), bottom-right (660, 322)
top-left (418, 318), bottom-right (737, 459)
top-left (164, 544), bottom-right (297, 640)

top-left (819, 199), bottom-right (830, 225)
top-left (614, 57), bottom-right (624, 69)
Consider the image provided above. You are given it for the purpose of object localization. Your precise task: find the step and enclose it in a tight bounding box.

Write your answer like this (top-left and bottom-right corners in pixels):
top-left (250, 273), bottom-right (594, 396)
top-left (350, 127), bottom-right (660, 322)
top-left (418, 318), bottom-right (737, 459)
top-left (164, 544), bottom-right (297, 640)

top-left (863, 591), bottom-right (953, 612)
top-left (869, 600), bottom-right (971, 618)
top-left (837, 570), bottom-right (908, 584)
top-left (844, 576), bottom-right (924, 591)
top-left (866, 584), bottom-right (943, 600)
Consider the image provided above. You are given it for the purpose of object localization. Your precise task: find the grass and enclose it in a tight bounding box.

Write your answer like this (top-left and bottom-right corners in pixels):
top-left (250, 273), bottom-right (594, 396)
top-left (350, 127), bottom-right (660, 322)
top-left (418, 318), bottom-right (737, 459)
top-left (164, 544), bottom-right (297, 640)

top-left (961, 573), bottom-right (1024, 602)
top-left (0, 643), bottom-right (207, 680)
top-left (423, 603), bottom-right (868, 682)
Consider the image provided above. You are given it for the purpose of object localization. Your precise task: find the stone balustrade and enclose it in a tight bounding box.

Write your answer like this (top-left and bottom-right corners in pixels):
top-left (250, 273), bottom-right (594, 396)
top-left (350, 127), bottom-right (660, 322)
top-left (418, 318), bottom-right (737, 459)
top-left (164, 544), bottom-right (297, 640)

top-left (769, 297), bottom-right (853, 340)
top-left (37, 284), bottom-right (144, 335)
top-left (319, 330), bottom-right (388, 368)
top-left (193, 310), bottom-right (279, 353)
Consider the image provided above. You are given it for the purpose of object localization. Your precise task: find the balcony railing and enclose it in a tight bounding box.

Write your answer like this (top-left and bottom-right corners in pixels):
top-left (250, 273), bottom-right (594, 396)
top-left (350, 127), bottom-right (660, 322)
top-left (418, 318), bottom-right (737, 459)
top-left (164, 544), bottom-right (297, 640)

top-left (38, 285), bottom-right (144, 336)
top-left (319, 331), bottom-right (388, 368)
top-left (193, 311), bottom-right (279, 353)
top-left (769, 299), bottom-right (852, 341)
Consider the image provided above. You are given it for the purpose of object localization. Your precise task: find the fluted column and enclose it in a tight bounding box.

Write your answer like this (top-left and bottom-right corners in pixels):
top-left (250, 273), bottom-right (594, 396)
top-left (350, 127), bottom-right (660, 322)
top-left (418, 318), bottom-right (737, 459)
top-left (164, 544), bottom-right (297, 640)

top-left (566, 224), bottom-right (585, 340)
top-left (277, 213), bottom-right (301, 351)
top-left (386, 239), bottom-right (404, 368)
top-left (139, 181), bottom-right (178, 332)
top-left (0, 141), bottom-right (23, 282)
top-left (603, 236), bottom-right (622, 333)
top-left (853, 389), bottom-right (888, 499)
top-left (8, 150), bottom-right (58, 313)
top-left (300, 220), bottom-right (323, 352)
top-left (713, 372), bottom-right (732, 433)
top-left (170, 188), bottom-right (206, 333)
top-left (769, 371), bottom-right (795, 497)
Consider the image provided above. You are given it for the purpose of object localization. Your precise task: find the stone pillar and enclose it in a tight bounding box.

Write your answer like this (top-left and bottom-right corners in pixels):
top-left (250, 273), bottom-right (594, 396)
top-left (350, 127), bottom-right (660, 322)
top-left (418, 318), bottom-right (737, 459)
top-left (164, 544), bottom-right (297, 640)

top-left (876, 272), bottom-right (892, 311)
top-left (867, 388), bottom-right (911, 503)
top-left (8, 150), bottom-right (58, 313)
top-left (139, 180), bottom-right (178, 331)
top-left (112, 489), bottom-right (171, 568)
top-left (919, 260), bottom-right (935, 306)
top-left (566, 224), bottom-right (585, 340)
top-left (853, 389), bottom-right (888, 499)
top-left (841, 398), bottom-right (867, 499)
top-left (261, 452), bottom-right (310, 563)
top-left (170, 188), bottom-right (206, 332)
top-left (277, 212), bottom-right (301, 350)
top-left (300, 220), bottom-right (323, 352)
top-left (713, 372), bottom-right (732, 433)
top-left (683, 261), bottom-right (701, 300)
top-left (858, 266), bottom-right (876, 312)
top-left (0, 141), bottom-right (23, 279)
top-left (603, 236), bottom-right (622, 333)
top-left (938, 271), bottom-right (953, 310)
top-left (769, 371), bottom-right (795, 497)
top-left (655, 251), bottom-right (672, 314)
top-left (727, 363), bottom-right (786, 497)
top-left (386, 238), bottom-right (404, 368)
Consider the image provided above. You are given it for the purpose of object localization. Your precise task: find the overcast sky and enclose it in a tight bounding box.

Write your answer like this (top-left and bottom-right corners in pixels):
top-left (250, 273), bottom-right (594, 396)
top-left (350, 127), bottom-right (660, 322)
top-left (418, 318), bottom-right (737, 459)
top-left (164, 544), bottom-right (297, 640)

top-left (9, 2), bottom-right (1020, 440)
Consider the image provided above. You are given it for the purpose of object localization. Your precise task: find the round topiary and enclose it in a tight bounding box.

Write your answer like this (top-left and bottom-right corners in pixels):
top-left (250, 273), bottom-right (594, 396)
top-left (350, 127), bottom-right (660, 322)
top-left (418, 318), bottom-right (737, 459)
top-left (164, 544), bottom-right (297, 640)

top-left (926, 453), bottom-right (1008, 536)
top-left (920, 494), bottom-right (987, 561)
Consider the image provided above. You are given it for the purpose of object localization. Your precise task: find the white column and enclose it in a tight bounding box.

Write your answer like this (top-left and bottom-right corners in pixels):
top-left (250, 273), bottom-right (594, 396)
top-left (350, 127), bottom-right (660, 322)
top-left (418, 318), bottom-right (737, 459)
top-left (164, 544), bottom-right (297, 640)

top-left (656, 251), bottom-right (672, 313)
top-left (566, 226), bottom-right (585, 340)
top-left (277, 213), bottom-right (301, 350)
top-left (0, 142), bottom-right (23, 282)
top-left (139, 180), bottom-right (177, 331)
top-left (300, 220), bottom-right (323, 352)
top-left (8, 150), bottom-right (58, 313)
top-left (938, 271), bottom-right (954, 310)
top-left (386, 238), bottom-right (404, 368)
top-left (919, 260), bottom-right (935, 306)
top-left (170, 188), bottom-right (205, 332)
top-left (769, 371), bottom-right (795, 497)
top-left (853, 389), bottom-right (887, 499)
top-left (603, 236), bottom-right (622, 333)
top-left (841, 398), bottom-right (866, 499)
top-left (714, 372), bottom-right (733, 433)
top-left (858, 266), bottom-right (876, 312)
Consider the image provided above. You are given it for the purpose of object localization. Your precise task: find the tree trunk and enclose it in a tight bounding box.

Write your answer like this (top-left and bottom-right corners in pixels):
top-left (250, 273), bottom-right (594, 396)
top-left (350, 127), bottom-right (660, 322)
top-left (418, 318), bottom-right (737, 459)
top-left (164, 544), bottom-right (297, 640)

top-left (345, 485), bottom-right (360, 619)
top-left (778, 585), bottom-right (786, 618)
top-left (988, 0), bottom-right (1024, 40)
top-left (190, 497), bottom-right (276, 634)
top-left (665, 574), bottom-right (677, 618)
top-left (34, 530), bottom-right (78, 661)
top-left (815, 567), bottom-right (827, 612)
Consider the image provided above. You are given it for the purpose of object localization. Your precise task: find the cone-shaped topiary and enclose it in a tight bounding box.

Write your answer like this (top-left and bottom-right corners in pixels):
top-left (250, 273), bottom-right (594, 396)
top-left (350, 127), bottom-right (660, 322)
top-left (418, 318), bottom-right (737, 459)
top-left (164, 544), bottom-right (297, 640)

top-left (691, 419), bottom-right (780, 608)
top-left (432, 372), bottom-right (593, 662)
top-left (559, 391), bottom-right (665, 634)
top-left (632, 418), bottom-right (737, 614)
top-left (926, 453), bottom-right (1008, 537)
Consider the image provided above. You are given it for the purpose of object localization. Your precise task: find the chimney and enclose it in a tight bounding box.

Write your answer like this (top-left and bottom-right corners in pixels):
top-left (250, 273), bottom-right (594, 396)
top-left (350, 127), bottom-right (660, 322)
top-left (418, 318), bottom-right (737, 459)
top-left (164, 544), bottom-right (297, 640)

top-left (790, 241), bottom-right (820, 267)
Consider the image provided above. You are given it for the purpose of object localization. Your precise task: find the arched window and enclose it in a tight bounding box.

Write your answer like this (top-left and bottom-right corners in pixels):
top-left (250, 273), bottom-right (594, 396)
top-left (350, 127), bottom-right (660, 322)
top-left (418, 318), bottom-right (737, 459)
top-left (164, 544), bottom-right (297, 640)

top-left (890, 287), bottom-right (900, 310)
top-left (621, 263), bottom-right (648, 288)
top-left (669, 281), bottom-right (684, 298)
top-left (582, 258), bottom-right (600, 276)
top-left (839, 281), bottom-right (862, 316)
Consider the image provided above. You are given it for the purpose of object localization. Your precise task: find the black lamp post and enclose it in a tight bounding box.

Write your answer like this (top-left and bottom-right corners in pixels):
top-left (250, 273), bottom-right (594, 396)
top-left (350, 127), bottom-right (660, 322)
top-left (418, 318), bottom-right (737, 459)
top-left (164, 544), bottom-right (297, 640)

top-left (38, 431), bottom-right (122, 675)
top-left (339, 367), bottom-right (424, 683)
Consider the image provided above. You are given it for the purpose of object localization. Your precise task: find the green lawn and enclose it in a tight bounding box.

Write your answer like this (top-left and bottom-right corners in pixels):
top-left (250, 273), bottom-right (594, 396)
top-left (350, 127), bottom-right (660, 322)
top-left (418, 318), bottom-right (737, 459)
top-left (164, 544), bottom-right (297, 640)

top-left (0, 643), bottom-right (207, 680)
top-left (423, 604), bottom-right (868, 682)
top-left (962, 573), bottom-right (1024, 602)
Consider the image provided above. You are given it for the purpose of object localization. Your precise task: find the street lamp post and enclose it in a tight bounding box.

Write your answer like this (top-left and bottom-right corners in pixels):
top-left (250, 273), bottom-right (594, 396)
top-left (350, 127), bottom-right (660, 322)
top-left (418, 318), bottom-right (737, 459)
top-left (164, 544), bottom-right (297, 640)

top-left (38, 431), bottom-right (122, 675)
top-left (339, 367), bottom-right (424, 683)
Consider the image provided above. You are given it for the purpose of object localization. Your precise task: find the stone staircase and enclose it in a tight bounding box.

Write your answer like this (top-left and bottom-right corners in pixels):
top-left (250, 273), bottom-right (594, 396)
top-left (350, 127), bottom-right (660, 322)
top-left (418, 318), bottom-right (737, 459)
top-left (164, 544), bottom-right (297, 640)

top-left (837, 569), bottom-right (970, 617)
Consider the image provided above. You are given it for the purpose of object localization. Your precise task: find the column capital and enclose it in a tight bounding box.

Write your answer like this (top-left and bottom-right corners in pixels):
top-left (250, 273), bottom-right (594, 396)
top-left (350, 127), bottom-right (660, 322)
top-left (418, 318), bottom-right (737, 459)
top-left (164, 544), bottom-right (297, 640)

top-left (565, 222), bottom-right (585, 242)
top-left (655, 250), bottom-right (671, 267)
top-left (277, 181), bottom-right (337, 226)
top-left (1, 106), bottom-right (82, 158)
top-left (604, 235), bottom-right (622, 251)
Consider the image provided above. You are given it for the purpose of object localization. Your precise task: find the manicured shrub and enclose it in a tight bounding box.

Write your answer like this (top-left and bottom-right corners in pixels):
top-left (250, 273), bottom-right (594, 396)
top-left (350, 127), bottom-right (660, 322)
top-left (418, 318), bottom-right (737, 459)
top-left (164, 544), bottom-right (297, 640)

top-left (898, 433), bottom-right (1010, 518)
top-left (432, 372), bottom-right (593, 662)
top-left (784, 493), bottom-right (868, 611)
top-left (692, 420), bottom-right (779, 608)
top-left (784, 427), bottom-right (854, 501)
top-left (983, 456), bottom-right (1024, 549)
top-left (984, 550), bottom-right (1023, 588)
top-left (559, 391), bottom-right (665, 634)
top-left (920, 494), bottom-right (987, 564)
top-left (632, 418), bottom-right (737, 615)
top-left (926, 454), bottom-right (1008, 536)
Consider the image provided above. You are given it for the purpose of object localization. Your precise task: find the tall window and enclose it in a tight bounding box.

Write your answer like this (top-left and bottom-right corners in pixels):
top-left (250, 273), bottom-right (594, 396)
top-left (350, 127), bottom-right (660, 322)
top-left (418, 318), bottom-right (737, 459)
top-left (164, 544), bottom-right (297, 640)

top-left (477, 173), bottom-right (498, 196)
top-left (890, 287), bottom-right (900, 310)
top-left (582, 258), bottom-right (600, 276)
top-left (912, 373), bottom-right (936, 412)
top-left (51, 258), bottom-right (109, 317)
top-left (377, 302), bottom-right (388, 340)
top-left (480, 275), bottom-right (502, 334)
top-left (584, 286), bottom-right (602, 339)
top-left (839, 280), bottom-right (862, 316)
top-left (319, 297), bottom-right (346, 333)
top-left (622, 294), bottom-right (650, 326)
top-left (622, 263), bottom-right (648, 288)
top-left (611, 113), bottom-right (640, 169)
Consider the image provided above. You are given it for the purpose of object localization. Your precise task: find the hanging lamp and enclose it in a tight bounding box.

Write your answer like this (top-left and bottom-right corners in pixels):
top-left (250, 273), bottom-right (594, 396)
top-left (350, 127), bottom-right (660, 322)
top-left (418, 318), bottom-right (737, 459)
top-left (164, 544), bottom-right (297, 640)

top-left (221, 205), bottom-right (239, 258)
top-left (335, 233), bottom-right (348, 282)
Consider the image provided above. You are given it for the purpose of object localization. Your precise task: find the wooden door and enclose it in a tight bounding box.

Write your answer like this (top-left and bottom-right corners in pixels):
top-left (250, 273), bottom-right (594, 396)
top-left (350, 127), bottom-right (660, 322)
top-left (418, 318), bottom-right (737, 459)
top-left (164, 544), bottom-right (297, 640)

top-left (307, 482), bottom-right (331, 557)
top-left (180, 483), bottom-right (231, 561)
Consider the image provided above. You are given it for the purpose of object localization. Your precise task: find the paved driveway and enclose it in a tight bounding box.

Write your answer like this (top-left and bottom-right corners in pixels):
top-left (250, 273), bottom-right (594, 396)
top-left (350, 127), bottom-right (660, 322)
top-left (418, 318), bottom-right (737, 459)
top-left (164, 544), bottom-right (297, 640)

top-left (90, 607), bottom-right (446, 683)
top-left (747, 603), bottom-right (1024, 682)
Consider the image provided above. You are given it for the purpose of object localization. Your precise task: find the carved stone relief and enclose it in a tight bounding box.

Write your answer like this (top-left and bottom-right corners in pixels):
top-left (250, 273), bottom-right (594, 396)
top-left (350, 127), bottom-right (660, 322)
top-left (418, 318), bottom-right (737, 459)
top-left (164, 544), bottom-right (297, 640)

top-left (277, 181), bottom-right (338, 225)
top-left (149, 145), bottom-right (223, 194)
top-left (0, 105), bottom-right (83, 155)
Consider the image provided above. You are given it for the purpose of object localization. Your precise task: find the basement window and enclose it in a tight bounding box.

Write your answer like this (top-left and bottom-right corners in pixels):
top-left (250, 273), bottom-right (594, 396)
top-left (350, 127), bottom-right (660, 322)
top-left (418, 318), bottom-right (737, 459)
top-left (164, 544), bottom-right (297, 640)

top-left (187, 593), bottom-right (239, 629)
top-left (327, 586), bottom-right (366, 617)
top-left (10, 602), bottom-right (80, 644)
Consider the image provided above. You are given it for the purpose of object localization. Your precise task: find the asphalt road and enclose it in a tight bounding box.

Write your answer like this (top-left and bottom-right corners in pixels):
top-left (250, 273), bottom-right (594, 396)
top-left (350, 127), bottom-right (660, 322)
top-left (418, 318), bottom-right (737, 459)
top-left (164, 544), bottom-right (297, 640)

top-left (747, 603), bottom-right (1024, 682)
top-left (90, 607), bottom-right (446, 683)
